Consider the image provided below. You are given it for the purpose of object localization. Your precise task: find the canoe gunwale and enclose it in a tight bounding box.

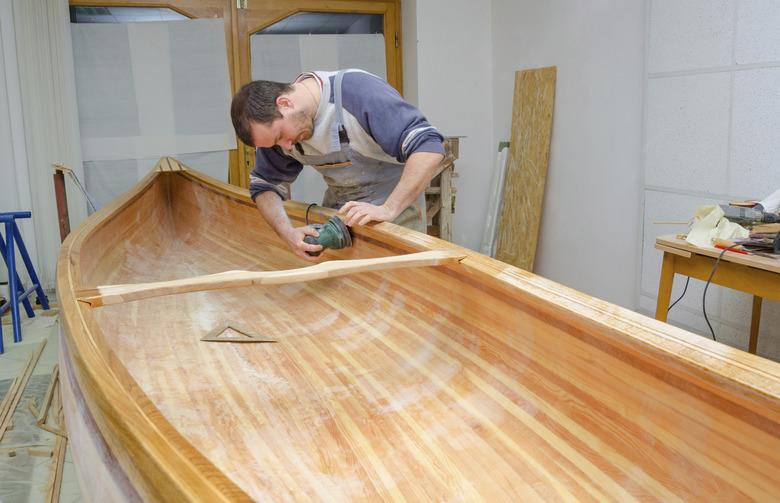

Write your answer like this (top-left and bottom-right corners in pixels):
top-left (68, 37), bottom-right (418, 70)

top-left (58, 157), bottom-right (780, 500)
top-left (57, 162), bottom-right (252, 501)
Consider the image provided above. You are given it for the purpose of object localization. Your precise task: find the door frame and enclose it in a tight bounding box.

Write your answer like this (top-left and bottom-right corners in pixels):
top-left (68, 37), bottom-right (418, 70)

top-left (235, 0), bottom-right (401, 187)
top-left (68, 0), bottom-right (402, 187)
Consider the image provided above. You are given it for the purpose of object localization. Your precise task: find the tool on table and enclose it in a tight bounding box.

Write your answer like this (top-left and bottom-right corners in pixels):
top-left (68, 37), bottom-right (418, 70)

top-left (714, 244), bottom-right (749, 255)
top-left (303, 204), bottom-right (353, 257)
top-left (720, 204), bottom-right (780, 225)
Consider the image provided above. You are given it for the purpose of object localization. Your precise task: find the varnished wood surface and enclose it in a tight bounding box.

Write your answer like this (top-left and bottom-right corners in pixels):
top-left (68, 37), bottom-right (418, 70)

top-left (58, 158), bottom-right (780, 501)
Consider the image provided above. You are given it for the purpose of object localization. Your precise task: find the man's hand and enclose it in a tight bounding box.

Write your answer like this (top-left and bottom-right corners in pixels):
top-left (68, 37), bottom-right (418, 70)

top-left (282, 226), bottom-right (323, 262)
top-left (339, 201), bottom-right (398, 227)
top-left (338, 151), bottom-right (443, 228)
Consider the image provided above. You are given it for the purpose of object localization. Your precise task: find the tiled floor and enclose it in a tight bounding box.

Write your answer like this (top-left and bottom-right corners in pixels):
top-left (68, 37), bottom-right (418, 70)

top-left (0, 301), bottom-right (82, 503)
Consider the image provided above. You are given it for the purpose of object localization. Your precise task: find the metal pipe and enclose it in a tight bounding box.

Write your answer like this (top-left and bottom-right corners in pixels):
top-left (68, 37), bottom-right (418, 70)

top-left (4, 221), bottom-right (21, 343)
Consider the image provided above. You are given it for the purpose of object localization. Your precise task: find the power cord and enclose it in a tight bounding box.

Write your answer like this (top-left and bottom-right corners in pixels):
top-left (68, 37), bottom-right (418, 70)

top-left (702, 244), bottom-right (740, 342)
top-left (665, 243), bottom-right (740, 342)
top-left (305, 203), bottom-right (318, 226)
top-left (667, 277), bottom-right (690, 312)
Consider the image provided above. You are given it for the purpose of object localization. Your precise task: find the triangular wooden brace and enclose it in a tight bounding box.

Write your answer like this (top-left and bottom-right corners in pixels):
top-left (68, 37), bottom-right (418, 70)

top-left (201, 321), bottom-right (275, 343)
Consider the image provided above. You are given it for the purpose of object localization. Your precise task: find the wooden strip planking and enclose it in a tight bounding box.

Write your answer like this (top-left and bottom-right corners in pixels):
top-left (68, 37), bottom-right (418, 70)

top-left (58, 159), bottom-right (780, 500)
top-left (341, 272), bottom-right (770, 499)
top-left (331, 349), bottom-right (486, 501)
top-left (396, 274), bottom-right (778, 497)
top-left (283, 341), bottom-right (429, 503)
top-left (267, 282), bottom-right (556, 501)
top-left (310, 285), bottom-right (583, 501)
top-left (390, 266), bottom-right (780, 466)
top-left (205, 340), bottom-right (337, 501)
top-left (298, 325), bottom-right (562, 501)
top-left (495, 67), bottom-right (556, 272)
top-left (288, 319), bottom-right (489, 501)
top-left (336, 279), bottom-right (644, 501)
top-left (95, 223), bottom-right (777, 500)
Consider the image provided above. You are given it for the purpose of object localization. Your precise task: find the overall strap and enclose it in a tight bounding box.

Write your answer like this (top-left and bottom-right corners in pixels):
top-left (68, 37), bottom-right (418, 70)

top-left (332, 70), bottom-right (350, 148)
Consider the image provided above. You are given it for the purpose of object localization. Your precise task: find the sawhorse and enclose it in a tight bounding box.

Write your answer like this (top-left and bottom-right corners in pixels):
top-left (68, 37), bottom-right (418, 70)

top-left (0, 212), bottom-right (49, 354)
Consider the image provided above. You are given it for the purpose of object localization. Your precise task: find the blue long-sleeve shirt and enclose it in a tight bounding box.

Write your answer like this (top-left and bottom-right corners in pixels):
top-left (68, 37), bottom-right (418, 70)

top-left (249, 70), bottom-right (445, 202)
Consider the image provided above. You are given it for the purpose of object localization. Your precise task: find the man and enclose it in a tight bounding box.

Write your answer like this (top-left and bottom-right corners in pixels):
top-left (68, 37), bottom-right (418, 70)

top-left (230, 69), bottom-right (445, 261)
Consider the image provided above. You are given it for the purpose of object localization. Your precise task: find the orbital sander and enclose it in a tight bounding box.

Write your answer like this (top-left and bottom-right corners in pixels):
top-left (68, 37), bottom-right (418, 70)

top-left (303, 209), bottom-right (353, 257)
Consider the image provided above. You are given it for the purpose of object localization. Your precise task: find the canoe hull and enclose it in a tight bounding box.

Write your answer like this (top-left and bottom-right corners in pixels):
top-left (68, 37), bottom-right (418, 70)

top-left (58, 158), bottom-right (780, 501)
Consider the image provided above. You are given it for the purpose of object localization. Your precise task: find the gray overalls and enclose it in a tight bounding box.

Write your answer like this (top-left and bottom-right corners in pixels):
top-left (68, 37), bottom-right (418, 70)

top-left (288, 70), bottom-right (424, 231)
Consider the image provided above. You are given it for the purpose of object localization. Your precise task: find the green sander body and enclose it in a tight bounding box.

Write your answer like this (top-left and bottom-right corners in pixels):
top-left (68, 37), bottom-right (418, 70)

top-left (304, 216), bottom-right (353, 256)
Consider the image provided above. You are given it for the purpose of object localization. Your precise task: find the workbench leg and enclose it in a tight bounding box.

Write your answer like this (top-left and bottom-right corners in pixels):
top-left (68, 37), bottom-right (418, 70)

top-left (655, 252), bottom-right (675, 322)
top-left (748, 296), bottom-right (763, 355)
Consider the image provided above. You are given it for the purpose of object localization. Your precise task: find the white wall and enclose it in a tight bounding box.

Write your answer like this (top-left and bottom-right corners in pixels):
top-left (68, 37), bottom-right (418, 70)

top-left (490, 0), bottom-right (645, 307)
top-left (402, 0), bottom-right (494, 251)
top-left (640, 0), bottom-right (780, 358)
top-left (404, 0), bottom-right (643, 308)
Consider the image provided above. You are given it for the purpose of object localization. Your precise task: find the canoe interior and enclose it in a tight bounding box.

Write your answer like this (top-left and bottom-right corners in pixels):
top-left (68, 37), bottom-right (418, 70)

top-left (61, 165), bottom-right (780, 501)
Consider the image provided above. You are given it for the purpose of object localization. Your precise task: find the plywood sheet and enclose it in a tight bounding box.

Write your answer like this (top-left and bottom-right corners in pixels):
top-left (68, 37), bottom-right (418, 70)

top-left (496, 67), bottom-right (556, 271)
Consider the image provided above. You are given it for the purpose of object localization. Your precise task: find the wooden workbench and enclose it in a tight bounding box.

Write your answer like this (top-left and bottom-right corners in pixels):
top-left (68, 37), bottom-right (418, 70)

top-left (424, 137), bottom-right (459, 241)
top-left (655, 234), bottom-right (780, 354)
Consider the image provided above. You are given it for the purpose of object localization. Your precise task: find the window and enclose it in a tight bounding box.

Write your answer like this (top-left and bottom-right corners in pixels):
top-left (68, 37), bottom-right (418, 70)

top-left (69, 6), bottom-right (187, 24)
top-left (259, 12), bottom-right (383, 35)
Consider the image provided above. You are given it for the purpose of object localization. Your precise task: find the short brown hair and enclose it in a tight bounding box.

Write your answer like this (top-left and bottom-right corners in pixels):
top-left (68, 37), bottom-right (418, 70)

top-left (230, 80), bottom-right (294, 146)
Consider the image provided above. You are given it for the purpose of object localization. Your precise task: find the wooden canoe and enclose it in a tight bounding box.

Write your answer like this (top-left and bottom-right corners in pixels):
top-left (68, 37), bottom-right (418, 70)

top-left (57, 157), bottom-right (780, 502)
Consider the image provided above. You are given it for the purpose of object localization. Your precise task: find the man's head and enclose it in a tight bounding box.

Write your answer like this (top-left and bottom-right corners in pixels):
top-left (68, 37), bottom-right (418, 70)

top-left (231, 80), bottom-right (315, 150)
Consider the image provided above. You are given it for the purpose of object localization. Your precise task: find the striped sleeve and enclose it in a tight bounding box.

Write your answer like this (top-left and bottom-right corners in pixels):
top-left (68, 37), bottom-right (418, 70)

top-left (250, 147), bottom-right (303, 201)
top-left (339, 72), bottom-right (445, 162)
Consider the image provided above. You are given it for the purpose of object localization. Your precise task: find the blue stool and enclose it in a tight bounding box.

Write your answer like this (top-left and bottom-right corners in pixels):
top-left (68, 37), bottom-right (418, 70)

top-left (0, 212), bottom-right (49, 354)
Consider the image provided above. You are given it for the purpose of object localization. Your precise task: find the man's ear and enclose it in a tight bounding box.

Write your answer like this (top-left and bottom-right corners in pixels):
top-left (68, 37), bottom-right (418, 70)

top-left (276, 95), bottom-right (293, 110)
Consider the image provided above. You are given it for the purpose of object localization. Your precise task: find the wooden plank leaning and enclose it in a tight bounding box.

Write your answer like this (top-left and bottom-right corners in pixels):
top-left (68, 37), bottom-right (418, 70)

top-left (495, 66), bottom-right (556, 272)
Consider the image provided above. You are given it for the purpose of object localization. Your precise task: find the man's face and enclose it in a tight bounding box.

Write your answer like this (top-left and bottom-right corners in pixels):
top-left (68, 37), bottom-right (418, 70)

top-left (249, 109), bottom-right (313, 151)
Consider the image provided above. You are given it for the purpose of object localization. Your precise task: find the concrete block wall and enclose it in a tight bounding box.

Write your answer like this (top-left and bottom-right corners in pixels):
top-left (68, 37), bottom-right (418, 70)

top-left (640, 0), bottom-right (780, 359)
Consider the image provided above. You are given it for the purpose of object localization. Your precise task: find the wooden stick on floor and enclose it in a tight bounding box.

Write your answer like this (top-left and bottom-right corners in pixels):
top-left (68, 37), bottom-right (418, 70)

top-left (45, 407), bottom-right (67, 503)
top-left (37, 365), bottom-right (59, 424)
top-left (77, 250), bottom-right (466, 308)
top-left (0, 340), bottom-right (47, 442)
top-left (37, 366), bottom-right (66, 438)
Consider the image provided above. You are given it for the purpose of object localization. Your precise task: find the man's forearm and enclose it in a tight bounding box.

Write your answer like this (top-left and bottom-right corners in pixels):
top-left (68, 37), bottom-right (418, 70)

top-left (255, 191), bottom-right (294, 240)
top-left (255, 191), bottom-right (323, 261)
top-left (383, 151), bottom-right (444, 217)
